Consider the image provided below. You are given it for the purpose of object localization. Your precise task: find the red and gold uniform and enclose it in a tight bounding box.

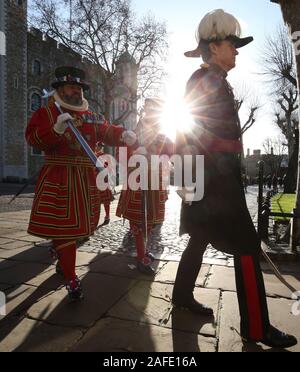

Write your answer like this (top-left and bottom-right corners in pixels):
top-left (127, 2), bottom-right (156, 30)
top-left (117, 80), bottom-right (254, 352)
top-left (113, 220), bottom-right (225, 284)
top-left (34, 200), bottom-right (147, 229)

top-left (25, 65), bottom-right (137, 301)
top-left (116, 128), bottom-right (174, 272)
top-left (95, 148), bottom-right (113, 224)
top-left (26, 104), bottom-right (124, 239)
top-left (116, 138), bottom-right (173, 226)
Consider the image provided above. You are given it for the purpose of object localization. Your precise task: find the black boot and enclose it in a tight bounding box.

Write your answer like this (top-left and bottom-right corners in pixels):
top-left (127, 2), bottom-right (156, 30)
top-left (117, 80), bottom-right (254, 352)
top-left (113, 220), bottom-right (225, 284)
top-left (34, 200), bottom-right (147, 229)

top-left (102, 217), bottom-right (110, 226)
top-left (137, 258), bottom-right (155, 275)
top-left (66, 277), bottom-right (84, 302)
top-left (146, 251), bottom-right (155, 262)
top-left (173, 297), bottom-right (213, 316)
top-left (55, 261), bottom-right (64, 276)
top-left (243, 325), bottom-right (297, 348)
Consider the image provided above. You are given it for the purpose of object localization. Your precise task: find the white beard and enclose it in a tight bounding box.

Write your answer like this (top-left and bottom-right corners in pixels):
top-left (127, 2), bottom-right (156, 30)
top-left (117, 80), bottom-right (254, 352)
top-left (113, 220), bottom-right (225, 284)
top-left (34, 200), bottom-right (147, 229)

top-left (53, 91), bottom-right (89, 112)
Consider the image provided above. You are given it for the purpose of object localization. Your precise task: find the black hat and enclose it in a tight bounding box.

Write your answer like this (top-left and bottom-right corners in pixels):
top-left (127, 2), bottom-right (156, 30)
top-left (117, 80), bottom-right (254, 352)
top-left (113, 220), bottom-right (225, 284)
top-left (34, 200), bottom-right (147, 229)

top-left (51, 66), bottom-right (90, 91)
top-left (185, 9), bottom-right (253, 58)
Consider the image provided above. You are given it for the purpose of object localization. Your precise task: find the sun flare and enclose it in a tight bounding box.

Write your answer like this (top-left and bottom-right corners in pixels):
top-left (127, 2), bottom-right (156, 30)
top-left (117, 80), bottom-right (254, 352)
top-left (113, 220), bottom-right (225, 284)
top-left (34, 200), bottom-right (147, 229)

top-left (160, 98), bottom-right (194, 141)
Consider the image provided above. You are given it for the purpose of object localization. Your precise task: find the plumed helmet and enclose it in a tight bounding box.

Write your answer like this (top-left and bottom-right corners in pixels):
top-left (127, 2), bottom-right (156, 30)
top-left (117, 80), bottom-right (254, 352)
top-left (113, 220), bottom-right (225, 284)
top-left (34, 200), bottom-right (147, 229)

top-left (185, 9), bottom-right (253, 58)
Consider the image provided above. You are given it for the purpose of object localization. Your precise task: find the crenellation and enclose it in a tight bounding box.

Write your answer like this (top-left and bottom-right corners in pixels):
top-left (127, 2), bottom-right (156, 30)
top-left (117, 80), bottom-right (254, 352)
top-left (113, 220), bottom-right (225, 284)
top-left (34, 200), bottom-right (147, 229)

top-left (29, 27), bottom-right (43, 40)
top-left (42, 34), bottom-right (57, 49)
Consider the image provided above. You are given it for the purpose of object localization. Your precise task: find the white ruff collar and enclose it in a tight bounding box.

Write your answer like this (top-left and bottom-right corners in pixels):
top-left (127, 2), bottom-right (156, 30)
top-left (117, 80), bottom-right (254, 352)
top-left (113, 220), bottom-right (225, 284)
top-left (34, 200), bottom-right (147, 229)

top-left (53, 91), bottom-right (89, 112)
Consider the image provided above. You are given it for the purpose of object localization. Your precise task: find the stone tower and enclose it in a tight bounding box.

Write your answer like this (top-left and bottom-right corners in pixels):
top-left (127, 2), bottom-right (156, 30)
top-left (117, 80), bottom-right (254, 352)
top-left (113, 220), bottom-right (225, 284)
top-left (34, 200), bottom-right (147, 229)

top-left (114, 49), bottom-right (138, 130)
top-left (2, 0), bottom-right (28, 181)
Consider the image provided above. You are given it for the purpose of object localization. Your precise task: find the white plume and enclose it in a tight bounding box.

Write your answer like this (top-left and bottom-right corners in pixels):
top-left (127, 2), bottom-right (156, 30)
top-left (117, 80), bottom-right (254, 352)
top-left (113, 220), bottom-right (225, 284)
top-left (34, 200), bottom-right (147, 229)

top-left (196, 9), bottom-right (242, 42)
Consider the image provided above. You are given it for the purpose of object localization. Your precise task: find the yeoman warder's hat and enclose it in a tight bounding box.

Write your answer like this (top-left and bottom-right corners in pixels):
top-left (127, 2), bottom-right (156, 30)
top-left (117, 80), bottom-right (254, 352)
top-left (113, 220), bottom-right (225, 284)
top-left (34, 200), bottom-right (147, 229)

top-left (51, 66), bottom-right (90, 91)
top-left (185, 9), bottom-right (253, 58)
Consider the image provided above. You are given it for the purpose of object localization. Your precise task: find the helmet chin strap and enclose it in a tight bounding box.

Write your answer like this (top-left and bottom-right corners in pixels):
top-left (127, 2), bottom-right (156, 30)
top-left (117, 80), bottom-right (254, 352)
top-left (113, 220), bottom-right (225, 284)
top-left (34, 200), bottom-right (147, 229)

top-left (53, 91), bottom-right (89, 112)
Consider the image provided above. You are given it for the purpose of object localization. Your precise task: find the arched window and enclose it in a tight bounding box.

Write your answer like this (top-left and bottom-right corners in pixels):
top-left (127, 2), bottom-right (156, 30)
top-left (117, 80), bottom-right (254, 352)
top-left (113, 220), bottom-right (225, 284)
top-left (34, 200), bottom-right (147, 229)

top-left (121, 100), bottom-right (128, 112)
top-left (30, 93), bottom-right (41, 111)
top-left (32, 60), bottom-right (41, 76)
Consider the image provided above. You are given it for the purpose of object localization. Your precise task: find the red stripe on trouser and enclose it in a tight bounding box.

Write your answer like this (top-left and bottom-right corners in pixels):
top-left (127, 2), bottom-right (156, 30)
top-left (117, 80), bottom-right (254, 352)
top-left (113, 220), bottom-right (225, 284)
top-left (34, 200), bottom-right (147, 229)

top-left (53, 240), bottom-right (76, 283)
top-left (240, 256), bottom-right (264, 340)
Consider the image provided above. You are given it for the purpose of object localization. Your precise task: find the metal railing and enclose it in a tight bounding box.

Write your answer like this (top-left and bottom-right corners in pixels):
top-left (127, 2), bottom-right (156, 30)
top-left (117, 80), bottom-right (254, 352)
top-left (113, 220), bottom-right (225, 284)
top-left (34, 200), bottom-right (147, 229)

top-left (257, 161), bottom-right (299, 252)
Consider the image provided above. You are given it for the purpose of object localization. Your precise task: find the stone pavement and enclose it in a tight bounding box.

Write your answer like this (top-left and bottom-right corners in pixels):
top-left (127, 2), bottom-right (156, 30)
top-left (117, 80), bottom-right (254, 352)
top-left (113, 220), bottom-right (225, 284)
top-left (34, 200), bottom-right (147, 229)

top-left (0, 186), bottom-right (300, 352)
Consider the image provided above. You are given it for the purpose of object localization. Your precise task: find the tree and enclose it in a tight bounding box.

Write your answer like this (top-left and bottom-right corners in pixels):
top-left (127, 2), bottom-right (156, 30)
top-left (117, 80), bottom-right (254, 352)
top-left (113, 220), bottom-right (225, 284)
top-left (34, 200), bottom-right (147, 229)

top-left (270, 0), bottom-right (300, 244)
top-left (28, 0), bottom-right (168, 120)
top-left (259, 25), bottom-right (299, 157)
top-left (262, 135), bottom-right (287, 175)
top-left (260, 25), bottom-right (297, 92)
top-left (275, 89), bottom-right (299, 158)
top-left (235, 84), bottom-right (261, 134)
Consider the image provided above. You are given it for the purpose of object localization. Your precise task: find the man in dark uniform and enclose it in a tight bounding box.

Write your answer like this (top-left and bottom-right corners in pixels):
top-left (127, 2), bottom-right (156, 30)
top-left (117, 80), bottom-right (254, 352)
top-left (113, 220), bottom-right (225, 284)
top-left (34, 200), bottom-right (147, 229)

top-left (172, 9), bottom-right (297, 348)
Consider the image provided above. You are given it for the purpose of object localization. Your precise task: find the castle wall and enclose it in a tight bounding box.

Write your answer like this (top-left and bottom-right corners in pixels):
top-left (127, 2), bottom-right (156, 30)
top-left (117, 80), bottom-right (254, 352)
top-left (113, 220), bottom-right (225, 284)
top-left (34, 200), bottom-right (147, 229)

top-left (0, 0), bottom-right (7, 180)
top-left (4, 0), bottom-right (28, 181)
top-left (0, 1), bottom-right (138, 181)
top-left (26, 29), bottom-right (107, 177)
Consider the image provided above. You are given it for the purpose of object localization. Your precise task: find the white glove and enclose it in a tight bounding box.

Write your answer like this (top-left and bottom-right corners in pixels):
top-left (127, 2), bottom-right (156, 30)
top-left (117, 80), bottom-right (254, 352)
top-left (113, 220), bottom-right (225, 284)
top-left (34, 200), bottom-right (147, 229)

top-left (133, 146), bottom-right (148, 156)
top-left (121, 130), bottom-right (137, 146)
top-left (53, 113), bottom-right (73, 135)
top-left (156, 134), bottom-right (166, 143)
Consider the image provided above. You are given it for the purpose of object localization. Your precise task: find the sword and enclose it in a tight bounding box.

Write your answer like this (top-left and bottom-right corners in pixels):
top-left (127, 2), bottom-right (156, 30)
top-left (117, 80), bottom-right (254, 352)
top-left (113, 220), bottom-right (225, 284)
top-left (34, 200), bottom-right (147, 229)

top-left (54, 101), bottom-right (105, 173)
top-left (138, 119), bottom-right (148, 244)
top-left (8, 169), bottom-right (40, 204)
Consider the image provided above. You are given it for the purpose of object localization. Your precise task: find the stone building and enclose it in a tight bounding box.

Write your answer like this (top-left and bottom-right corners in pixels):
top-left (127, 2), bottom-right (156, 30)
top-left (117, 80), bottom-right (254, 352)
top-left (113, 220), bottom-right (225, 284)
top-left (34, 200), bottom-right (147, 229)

top-left (244, 149), bottom-right (288, 182)
top-left (0, 0), bottom-right (138, 181)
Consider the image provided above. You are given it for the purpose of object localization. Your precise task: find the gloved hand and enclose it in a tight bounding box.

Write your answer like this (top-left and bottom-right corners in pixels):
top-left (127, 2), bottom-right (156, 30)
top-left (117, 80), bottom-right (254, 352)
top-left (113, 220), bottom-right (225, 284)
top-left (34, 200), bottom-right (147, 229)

top-left (156, 133), bottom-right (166, 143)
top-left (121, 130), bottom-right (137, 146)
top-left (53, 113), bottom-right (73, 135)
top-left (133, 146), bottom-right (148, 156)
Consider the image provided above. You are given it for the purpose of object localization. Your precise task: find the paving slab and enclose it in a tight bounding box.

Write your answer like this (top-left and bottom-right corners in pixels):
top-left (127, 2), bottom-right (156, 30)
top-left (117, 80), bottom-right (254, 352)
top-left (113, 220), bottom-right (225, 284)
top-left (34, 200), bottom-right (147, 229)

top-left (0, 240), bottom-right (34, 250)
top-left (218, 292), bottom-right (300, 352)
top-left (155, 262), bottom-right (211, 287)
top-left (206, 266), bottom-right (236, 291)
top-left (70, 317), bottom-right (217, 352)
top-left (263, 272), bottom-right (300, 298)
top-left (89, 253), bottom-right (166, 280)
top-left (0, 317), bottom-right (83, 352)
top-left (0, 261), bottom-right (50, 285)
top-left (108, 281), bottom-right (219, 337)
top-left (1, 284), bottom-right (54, 319)
top-left (27, 272), bottom-right (136, 328)
top-left (0, 282), bottom-right (14, 291)
top-left (75, 251), bottom-right (105, 268)
top-left (0, 244), bottom-right (52, 264)
top-left (25, 267), bottom-right (64, 290)
top-left (206, 265), bottom-right (300, 299)
top-left (0, 238), bottom-right (14, 245)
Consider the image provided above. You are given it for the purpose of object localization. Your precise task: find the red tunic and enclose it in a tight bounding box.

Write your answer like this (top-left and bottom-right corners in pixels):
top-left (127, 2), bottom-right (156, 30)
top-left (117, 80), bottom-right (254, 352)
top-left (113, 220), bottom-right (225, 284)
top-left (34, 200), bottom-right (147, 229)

top-left (26, 104), bottom-right (124, 240)
top-left (116, 134), bottom-right (174, 226)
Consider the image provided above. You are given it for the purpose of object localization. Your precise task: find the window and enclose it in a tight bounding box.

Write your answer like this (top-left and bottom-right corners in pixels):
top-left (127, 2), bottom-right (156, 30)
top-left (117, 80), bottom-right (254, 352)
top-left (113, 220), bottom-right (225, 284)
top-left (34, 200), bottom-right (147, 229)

top-left (32, 60), bottom-right (41, 76)
top-left (30, 93), bottom-right (41, 111)
top-left (121, 100), bottom-right (128, 112)
top-left (13, 75), bottom-right (19, 89)
top-left (17, 0), bottom-right (23, 5)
